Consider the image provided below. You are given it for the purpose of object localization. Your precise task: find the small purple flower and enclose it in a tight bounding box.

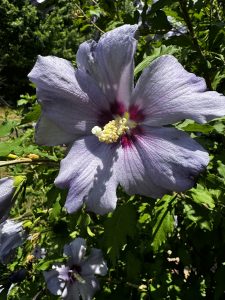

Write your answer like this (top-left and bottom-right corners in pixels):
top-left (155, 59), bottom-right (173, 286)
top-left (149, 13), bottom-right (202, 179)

top-left (0, 177), bottom-right (15, 223)
top-left (44, 238), bottom-right (107, 300)
top-left (32, 245), bottom-right (46, 259)
top-left (29, 25), bottom-right (225, 215)
top-left (0, 220), bottom-right (26, 264)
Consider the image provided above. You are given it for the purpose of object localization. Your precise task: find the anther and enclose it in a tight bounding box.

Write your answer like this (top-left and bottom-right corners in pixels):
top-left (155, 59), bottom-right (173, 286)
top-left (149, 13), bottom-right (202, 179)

top-left (91, 114), bottom-right (134, 144)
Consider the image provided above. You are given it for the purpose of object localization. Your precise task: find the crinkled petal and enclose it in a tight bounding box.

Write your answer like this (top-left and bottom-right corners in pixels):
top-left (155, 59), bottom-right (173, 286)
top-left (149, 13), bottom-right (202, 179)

top-left (75, 69), bottom-right (110, 112)
top-left (28, 55), bottom-right (100, 144)
top-left (44, 266), bottom-right (81, 300)
top-left (0, 177), bottom-right (15, 222)
top-left (0, 220), bottom-right (26, 264)
top-left (118, 126), bottom-right (209, 197)
top-left (78, 275), bottom-right (100, 300)
top-left (65, 282), bottom-right (80, 300)
top-left (118, 136), bottom-right (169, 198)
top-left (44, 269), bottom-right (67, 296)
top-left (76, 25), bottom-right (138, 106)
top-left (35, 115), bottom-right (76, 146)
top-left (55, 136), bottom-right (119, 215)
top-left (81, 248), bottom-right (108, 276)
top-left (64, 238), bottom-right (86, 266)
top-left (55, 265), bottom-right (70, 282)
top-left (131, 55), bottom-right (225, 126)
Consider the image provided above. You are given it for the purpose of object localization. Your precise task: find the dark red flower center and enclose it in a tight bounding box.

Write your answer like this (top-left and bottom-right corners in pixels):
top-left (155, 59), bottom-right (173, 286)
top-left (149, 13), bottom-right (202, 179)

top-left (94, 101), bottom-right (144, 148)
top-left (68, 264), bottom-right (82, 283)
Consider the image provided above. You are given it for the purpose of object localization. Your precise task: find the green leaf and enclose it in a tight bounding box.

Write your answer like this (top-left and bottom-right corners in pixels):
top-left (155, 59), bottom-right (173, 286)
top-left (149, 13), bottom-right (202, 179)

top-left (212, 120), bottom-right (225, 134)
top-left (212, 71), bottom-right (225, 90)
top-left (37, 259), bottom-right (64, 271)
top-left (0, 138), bottom-right (22, 156)
top-left (87, 226), bottom-right (95, 237)
top-left (49, 199), bottom-right (61, 222)
top-left (126, 252), bottom-right (141, 280)
top-left (88, 6), bottom-right (102, 17)
top-left (17, 93), bottom-right (36, 106)
top-left (217, 161), bottom-right (225, 180)
top-left (150, 10), bottom-right (172, 31)
top-left (21, 104), bottom-right (41, 124)
top-left (176, 119), bottom-right (214, 134)
top-left (0, 121), bottom-right (17, 137)
top-left (134, 45), bottom-right (180, 76)
top-left (13, 175), bottom-right (26, 188)
top-left (103, 203), bottom-right (137, 265)
top-left (151, 195), bottom-right (176, 252)
top-left (77, 214), bottom-right (91, 228)
top-left (181, 123), bottom-right (214, 134)
top-left (189, 188), bottom-right (215, 209)
top-left (17, 99), bottom-right (28, 106)
top-left (150, 0), bottom-right (175, 13)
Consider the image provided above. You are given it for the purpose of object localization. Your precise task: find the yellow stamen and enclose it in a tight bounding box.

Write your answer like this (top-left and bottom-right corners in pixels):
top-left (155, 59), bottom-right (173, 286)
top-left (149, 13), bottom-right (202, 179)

top-left (91, 113), bottom-right (136, 144)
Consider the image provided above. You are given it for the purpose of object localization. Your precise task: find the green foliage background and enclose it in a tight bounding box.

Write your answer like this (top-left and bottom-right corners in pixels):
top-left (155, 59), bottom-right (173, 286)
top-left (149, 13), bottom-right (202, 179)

top-left (1, 0), bottom-right (225, 299)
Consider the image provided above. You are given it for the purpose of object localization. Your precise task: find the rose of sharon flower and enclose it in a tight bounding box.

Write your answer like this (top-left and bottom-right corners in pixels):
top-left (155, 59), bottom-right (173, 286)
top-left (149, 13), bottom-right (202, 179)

top-left (28, 25), bottom-right (225, 215)
top-left (0, 220), bottom-right (26, 264)
top-left (44, 238), bottom-right (107, 300)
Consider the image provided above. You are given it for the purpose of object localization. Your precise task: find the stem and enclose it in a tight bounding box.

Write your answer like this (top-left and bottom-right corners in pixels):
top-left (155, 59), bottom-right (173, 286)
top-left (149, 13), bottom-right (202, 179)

top-left (126, 282), bottom-right (142, 289)
top-left (0, 159), bottom-right (59, 167)
top-left (13, 212), bottom-right (33, 221)
top-left (74, 3), bottom-right (104, 34)
top-left (179, 0), bottom-right (212, 89)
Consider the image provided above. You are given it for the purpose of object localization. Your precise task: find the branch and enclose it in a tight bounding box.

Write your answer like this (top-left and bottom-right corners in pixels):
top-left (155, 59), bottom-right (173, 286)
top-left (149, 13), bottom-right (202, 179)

top-left (74, 3), bottom-right (104, 34)
top-left (0, 159), bottom-right (59, 167)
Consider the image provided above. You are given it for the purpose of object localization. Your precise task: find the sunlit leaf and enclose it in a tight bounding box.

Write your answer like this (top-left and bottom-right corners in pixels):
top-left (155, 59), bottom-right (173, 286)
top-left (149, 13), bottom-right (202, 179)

top-left (151, 195), bottom-right (176, 252)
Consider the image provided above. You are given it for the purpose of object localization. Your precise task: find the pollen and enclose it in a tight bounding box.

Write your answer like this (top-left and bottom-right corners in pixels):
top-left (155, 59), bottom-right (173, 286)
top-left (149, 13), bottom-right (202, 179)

top-left (91, 113), bottom-right (136, 144)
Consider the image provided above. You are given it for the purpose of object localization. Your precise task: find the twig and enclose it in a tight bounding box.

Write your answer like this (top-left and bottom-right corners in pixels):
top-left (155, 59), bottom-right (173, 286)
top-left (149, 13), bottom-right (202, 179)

top-left (0, 159), bottom-right (59, 167)
top-left (179, 0), bottom-right (212, 89)
top-left (74, 3), bottom-right (104, 34)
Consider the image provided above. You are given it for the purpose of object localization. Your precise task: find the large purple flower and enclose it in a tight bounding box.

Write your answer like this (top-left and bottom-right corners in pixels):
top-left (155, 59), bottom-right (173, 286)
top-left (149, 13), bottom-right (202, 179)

top-left (44, 238), bottom-right (107, 300)
top-left (28, 25), bottom-right (225, 215)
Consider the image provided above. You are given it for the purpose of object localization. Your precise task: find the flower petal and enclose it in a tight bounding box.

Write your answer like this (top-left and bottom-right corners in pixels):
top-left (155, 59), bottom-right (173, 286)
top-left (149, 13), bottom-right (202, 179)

top-left (81, 248), bottom-right (108, 276)
top-left (35, 115), bottom-right (76, 146)
top-left (0, 177), bottom-right (15, 222)
top-left (65, 282), bottom-right (80, 300)
top-left (64, 238), bottom-right (86, 266)
top-left (76, 25), bottom-right (138, 106)
top-left (0, 220), bottom-right (26, 264)
top-left (55, 136), bottom-right (119, 215)
top-left (28, 55), bottom-right (100, 143)
top-left (78, 275), bottom-right (100, 300)
top-left (132, 55), bottom-right (225, 125)
top-left (118, 126), bottom-right (209, 197)
top-left (44, 268), bottom-right (67, 296)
